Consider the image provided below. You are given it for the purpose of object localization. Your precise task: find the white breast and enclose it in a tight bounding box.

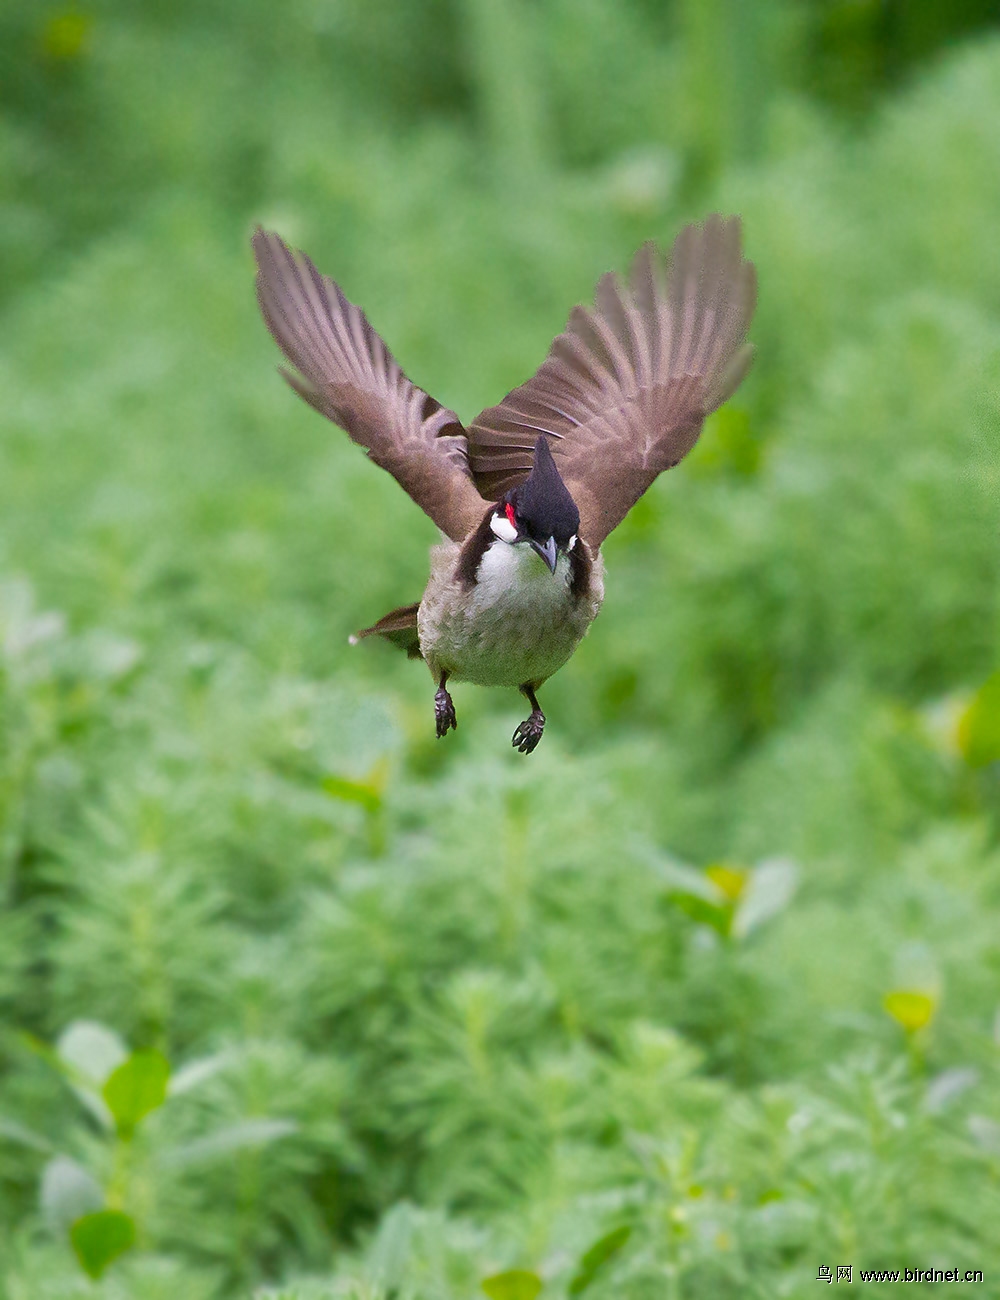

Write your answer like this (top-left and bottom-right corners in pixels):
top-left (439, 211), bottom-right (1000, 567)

top-left (419, 539), bottom-right (604, 690)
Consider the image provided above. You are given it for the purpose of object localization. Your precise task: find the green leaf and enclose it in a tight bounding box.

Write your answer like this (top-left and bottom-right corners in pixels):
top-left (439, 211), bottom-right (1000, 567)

top-left (102, 1049), bottom-right (170, 1136)
top-left (731, 858), bottom-right (798, 940)
top-left (167, 1049), bottom-right (235, 1097)
top-left (367, 1200), bottom-right (416, 1291)
top-left (667, 891), bottom-right (732, 936)
top-left (158, 1117), bottom-right (297, 1168)
top-left (42, 10), bottom-right (92, 63)
top-left (569, 1226), bottom-right (632, 1295)
top-left (47, 1021), bottom-right (129, 1129)
top-left (481, 1269), bottom-right (543, 1300)
top-left (70, 1209), bottom-right (136, 1279)
top-left (643, 851), bottom-right (723, 903)
top-left (958, 671), bottom-right (1000, 767)
top-left (578, 1225), bottom-right (631, 1272)
top-left (321, 773), bottom-right (381, 814)
top-left (968, 1114), bottom-right (1000, 1156)
top-left (883, 989), bottom-right (937, 1032)
top-left (645, 850), bottom-right (734, 935)
top-left (321, 757), bottom-right (389, 813)
top-left (56, 1020), bottom-right (127, 1087)
top-left (0, 1115), bottom-right (54, 1153)
top-left (40, 1156), bottom-right (103, 1232)
top-left (704, 863), bottom-right (747, 902)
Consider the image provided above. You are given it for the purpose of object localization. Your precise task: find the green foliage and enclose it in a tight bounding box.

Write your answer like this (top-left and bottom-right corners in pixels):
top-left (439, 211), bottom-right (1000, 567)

top-left (70, 1210), bottom-right (136, 1279)
top-left (102, 1050), bottom-right (170, 1137)
top-left (568, 1226), bottom-right (631, 1294)
top-left (15, 1024), bottom-right (298, 1285)
top-left (3, 2), bottom-right (1000, 1298)
top-left (958, 670), bottom-right (1000, 767)
top-left (481, 1270), bottom-right (543, 1300)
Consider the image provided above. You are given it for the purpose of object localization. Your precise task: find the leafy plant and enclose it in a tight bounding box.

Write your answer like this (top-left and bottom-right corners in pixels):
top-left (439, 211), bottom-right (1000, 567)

top-left (8, 1022), bottom-right (296, 1282)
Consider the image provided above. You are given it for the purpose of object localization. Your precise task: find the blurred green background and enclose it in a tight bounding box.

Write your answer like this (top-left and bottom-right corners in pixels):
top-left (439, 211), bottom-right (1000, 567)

top-left (3, 2), bottom-right (1000, 1297)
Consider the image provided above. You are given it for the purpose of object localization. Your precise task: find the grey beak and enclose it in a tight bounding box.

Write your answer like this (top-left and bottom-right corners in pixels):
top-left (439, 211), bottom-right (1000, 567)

top-left (530, 536), bottom-right (558, 574)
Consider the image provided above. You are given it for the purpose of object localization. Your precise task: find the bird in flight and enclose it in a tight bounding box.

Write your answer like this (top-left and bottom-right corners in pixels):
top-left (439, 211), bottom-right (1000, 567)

top-left (253, 216), bottom-right (756, 753)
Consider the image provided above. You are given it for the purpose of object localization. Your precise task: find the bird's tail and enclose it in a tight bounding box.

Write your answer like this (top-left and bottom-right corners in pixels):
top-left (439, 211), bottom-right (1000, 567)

top-left (349, 602), bottom-right (423, 659)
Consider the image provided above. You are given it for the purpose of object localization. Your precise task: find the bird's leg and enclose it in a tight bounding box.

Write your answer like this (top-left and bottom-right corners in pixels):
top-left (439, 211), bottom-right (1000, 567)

top-left (512, 683), bottom-right (546, 754)
top-left (434, 670), bottom-right (458, 739)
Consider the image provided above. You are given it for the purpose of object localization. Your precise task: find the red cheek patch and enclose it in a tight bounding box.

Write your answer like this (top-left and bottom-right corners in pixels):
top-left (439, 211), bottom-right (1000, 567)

top-left (505, 502), bottom-right (517, 529)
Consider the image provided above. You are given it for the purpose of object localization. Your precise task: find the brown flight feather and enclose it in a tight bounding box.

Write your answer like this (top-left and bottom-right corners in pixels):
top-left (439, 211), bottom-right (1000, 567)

top-left (252, 229), bottom-right (488, 543)
top-left (466, 215), bottom-right (756, 547)
top-left (253, 218), bottom-right (755, 553)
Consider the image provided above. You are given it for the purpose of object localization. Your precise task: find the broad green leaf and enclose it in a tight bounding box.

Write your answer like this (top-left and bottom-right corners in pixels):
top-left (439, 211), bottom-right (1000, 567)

top-left (42, 10), bottom-right (92, 63)
top-left (77, 628), bottom-right (142, 680)
top-left (44, 1023), bottom-right (124, 1131)
top-left (644, 851), bottom-right (724, 902)
top-left (70, 1086), bottom-right (115, 1132)
top-left (957, 670), bottom-right (1000, 767)
top-left (167, 1049), bottom-right (235, 1097)
top-left (968, 1114), bottom-right (1000, 1156)
top-left (704, 863), bottom-right (747, 902)
top-left (732, 858), bottom-right (798, 940)
top-left (919, 693), bottom-right (968, 758)
top-left (924, 1067), bottom-right (979, 1114)
top-left (0, 1115), bottom-right (54, 1152)
top-left (70, 1209), bottom-right (136, 1279)
top-left (569, 1225), bottom-right (632, 1294)
top-left (481, 1269), bottom-right (543, 1300)
top-left (56, 1021), bottom-right (127, 1087)
top-left (158, 1117), bottom-right (297, 1168)
top-left (367, 1201), bottom-right (416, 1290)
top-left (40, 1156), bottom-right (103, 1232)
top-left (578, 1225), bottom-right (632, 1272)
top-left (645, 849), bottom-right (736, 935)
top-left (321, 773), bottom-right (382, 814)
top-left (668, 891), bottom-right (732, 935)
top-left (102, 1049), bottom-right (170, 1135)
top-left (883, 989), bottom-right (937, 1032)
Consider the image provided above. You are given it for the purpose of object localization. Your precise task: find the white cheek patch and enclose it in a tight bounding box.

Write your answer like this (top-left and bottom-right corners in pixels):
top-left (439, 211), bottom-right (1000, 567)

top-left (568, 534), bottom-right (577, 551)
top-left (490, 512), bottom-right (518, 543)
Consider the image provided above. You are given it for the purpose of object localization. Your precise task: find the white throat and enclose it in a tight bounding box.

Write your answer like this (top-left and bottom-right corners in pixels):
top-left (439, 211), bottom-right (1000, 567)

top-left (473, 537), bottom-right (573, 613)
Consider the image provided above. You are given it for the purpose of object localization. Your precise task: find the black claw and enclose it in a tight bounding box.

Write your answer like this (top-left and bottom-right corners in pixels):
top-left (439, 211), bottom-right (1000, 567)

top-left (435, 687), bottom-right (457, 739)
top-left (512, 709), bottom-right (545, 755)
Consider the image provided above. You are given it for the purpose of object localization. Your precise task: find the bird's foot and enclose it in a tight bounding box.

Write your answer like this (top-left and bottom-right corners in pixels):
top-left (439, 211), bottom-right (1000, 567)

top-left (435, 686), bottom-right (457, 738)
top-left (512, 709), bottom-right (545, 755)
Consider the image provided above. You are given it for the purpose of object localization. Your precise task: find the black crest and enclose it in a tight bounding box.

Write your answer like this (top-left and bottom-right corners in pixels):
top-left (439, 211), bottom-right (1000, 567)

top-left (510, 437), bottom-right (579, 546)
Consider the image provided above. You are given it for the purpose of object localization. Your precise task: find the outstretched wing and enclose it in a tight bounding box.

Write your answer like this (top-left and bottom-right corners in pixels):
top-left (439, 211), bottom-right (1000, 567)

top-left (253, 229), bottom-right (488, 542)
top-left (466, 215), bottom-right (756, 548)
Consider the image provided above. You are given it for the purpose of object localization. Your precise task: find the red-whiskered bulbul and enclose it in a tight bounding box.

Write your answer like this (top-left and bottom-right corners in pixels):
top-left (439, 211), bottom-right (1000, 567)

top-left (252, 216), bottom-right (756, 752)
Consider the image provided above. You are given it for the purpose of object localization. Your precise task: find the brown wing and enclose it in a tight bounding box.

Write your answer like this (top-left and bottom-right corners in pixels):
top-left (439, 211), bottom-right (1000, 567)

top-left (466, 215), bottom-right (757, 548)
top-left (253, 229), bottom-right (488, 542)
